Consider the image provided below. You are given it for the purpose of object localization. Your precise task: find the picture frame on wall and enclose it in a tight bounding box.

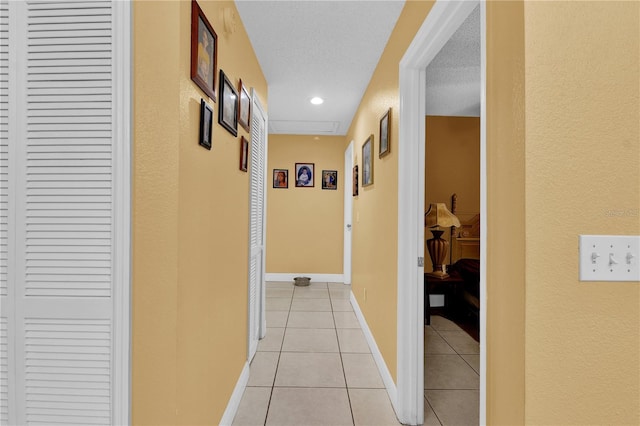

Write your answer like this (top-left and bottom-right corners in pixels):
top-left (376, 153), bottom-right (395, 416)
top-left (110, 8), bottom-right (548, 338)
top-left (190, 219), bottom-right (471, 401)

top-left (238, 79), bottom-right (251, 133)
top-left (218, 69), bottom-right (238, 136)
top-left (295, 163), bottom-right (314, 187)
top-left (199, 99), bottom-right (213, 150)
top-left (190, 0), bottom-right (217, 101)
top-left (379, 108), bottom-right (391, 158)
top-left (362, 135), bottom-right (374, 186)
top-left (239, 136), bottom-right (248, 172)
top-left (273, 169), bottom-right (288, 188)
top-left (352, 165), bottom-right (359, 196)
top-left (321, 170), bottom-right (337, 190)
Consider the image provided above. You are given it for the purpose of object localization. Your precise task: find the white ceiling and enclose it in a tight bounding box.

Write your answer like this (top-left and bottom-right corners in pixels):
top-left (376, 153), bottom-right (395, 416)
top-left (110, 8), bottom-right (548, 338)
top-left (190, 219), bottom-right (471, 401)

top-left (426, 5), bottom-right (480, 117)
top-left (235, 1), bottom-right (480, 136)
top-left (235, 0), bottom-right (405, 135)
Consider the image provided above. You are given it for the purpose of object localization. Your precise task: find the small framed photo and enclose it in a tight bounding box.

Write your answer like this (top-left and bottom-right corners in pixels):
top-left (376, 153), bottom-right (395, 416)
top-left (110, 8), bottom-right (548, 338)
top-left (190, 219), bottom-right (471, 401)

top-left (239, 136), bottom-right (248, 172)
top-left (362, 135), bottom-right (374, 187)
top-left (218, 69), bottom-right (238, 136)
top-left (238, 79), bottom-right (251, 133)
top-left (379, 108), bottom-right (391, 158)
top-left (295, 163), bottom-right (314, 187)
top-left (190, 0), bottom-right (217, 101)
top-left (322, 170), bottom-right (337, 190)
top-left (352, 165), bottom-right (359, 196)
top-left (199, 99), bottom-right (213, 150)
top-left (273, 169), bottom-right (288, 188)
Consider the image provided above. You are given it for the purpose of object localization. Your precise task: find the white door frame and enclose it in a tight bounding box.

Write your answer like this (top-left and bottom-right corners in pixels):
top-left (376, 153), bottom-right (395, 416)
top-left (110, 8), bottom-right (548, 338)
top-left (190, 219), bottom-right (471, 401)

top-left (343, 141), bottom-right (354, 285)
top-left (395, 1), bottom-right (486, 424)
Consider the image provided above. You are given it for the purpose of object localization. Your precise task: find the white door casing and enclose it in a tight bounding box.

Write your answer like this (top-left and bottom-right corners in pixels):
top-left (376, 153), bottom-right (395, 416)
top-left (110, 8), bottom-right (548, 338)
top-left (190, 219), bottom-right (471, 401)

top-left (247, 90), bottom-right (268, 361)
top-left (2, 1), bottom-right (131, 424)
top-left (396, 1), bottom-right (484, 424)
top-left (343, 142), bottom-right (354, 285)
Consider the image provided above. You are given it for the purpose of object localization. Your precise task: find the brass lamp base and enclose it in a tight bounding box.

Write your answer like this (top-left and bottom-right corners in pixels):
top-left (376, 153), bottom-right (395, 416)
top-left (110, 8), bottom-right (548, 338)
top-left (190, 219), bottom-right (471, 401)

top-left (426, 229), bottom-right (449, 279)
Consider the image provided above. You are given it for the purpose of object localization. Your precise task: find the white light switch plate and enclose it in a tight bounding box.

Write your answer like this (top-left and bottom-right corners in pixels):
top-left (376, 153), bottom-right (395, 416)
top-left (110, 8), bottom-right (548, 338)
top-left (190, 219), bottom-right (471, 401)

top-left (579, 235), bottom-right (640, 282)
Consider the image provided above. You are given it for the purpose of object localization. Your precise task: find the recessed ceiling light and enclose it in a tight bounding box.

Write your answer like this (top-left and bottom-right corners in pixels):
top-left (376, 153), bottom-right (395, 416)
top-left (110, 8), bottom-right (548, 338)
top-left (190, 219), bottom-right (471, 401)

top-left (310, 97), bottom-right (324, 105)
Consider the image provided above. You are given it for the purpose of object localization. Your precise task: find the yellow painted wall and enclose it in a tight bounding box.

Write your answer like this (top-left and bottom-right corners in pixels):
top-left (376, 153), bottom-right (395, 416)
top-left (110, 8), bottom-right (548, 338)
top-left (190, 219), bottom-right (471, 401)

top-left (132, 1), bottom-right (267, 424)
top-left (523, 2), bottom-right (640, 424)
top-left (266, 135), bottom-right (346, 274)
top-left (347, 0), bottom-right (436, 382)
top-left (485, 2), bottom-right (527, 423)
top-left (425, 116), bottom-right (480, 268)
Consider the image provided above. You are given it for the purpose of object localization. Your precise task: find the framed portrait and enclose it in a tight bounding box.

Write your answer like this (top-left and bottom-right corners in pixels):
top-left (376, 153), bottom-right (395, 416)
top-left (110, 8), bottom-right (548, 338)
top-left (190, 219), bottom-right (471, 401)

top-left (239, 136), bottom-right (248, 172)
top-left (295, 163), bottom-right (314, 187)
top-left (190, 0), bottom-right (217, 101)
top-left (218, 69), bottom-right (238, 136)
top-left (362, 135), bottom-right (374, 187)
top-left (273, 169), bottom-right (288, 188)
top-left (322, 170), bottom-right (337, 190)
top-left (238, 79), bottom-right (251, 133)
top-left (379, 108), bottom-right (391, 158)
top-left (199, 99), bottom-right (213, 150)
top-left (352, 165), bottom-right (359, 196)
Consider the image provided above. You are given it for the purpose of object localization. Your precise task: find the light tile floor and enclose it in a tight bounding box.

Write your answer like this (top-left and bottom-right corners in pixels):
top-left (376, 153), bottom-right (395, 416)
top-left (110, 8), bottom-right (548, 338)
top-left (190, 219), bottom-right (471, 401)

top-left (424, 315), bottom-right (480, 426)
top-left (233, 282), bottom-right (480, 426)
top-left (233, 281), bottom-right (400, 426)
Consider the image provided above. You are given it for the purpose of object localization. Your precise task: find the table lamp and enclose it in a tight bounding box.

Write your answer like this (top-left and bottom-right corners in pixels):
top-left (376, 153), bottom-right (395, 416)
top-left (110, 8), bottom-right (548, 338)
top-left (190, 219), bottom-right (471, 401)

top-left (425, 203), bottom-right (460, 279)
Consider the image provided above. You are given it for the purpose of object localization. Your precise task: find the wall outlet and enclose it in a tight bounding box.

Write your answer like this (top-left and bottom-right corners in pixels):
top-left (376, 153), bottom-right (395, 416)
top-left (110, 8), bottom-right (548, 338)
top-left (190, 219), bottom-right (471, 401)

top-left (579, 235), bottom-right (640, 282)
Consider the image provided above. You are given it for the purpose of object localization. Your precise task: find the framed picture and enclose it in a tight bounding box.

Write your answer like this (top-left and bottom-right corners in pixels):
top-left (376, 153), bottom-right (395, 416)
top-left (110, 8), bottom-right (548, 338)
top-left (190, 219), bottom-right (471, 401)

top-left (322, 170), bottom-right (337, 190)
top-left (199, 99), bottom-right (213, 150)
top-left (295, 163), bottom-right (314, 187)
top-left (273, 169), bottom-right (288, 188)
top-left (190, 0), bottom-right (217, 101)
top-left (239, 136), bottom-right (248, 172)
top-left (379, 108), bottom-right (391, 158)
top-left (362, 135), bottom-right (374, 186)
top-left (238, 79), bottom-right (251, 133)
top-left (218, 69), bottom-right (238, 136)
top-left (352, 165), bottom-right (359, 196)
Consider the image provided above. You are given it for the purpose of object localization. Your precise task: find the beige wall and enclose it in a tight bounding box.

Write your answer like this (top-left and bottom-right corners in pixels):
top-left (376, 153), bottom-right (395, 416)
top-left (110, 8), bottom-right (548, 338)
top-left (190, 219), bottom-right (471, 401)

top-left (266, 134), bottom-right (346, 274)
top-left (132, 1), bottom-right (267, 424)
top-left (347, 1), bottom-right (436, 381)
top-left (523, 2), bottom-right (639, 424)
top-left (485, 2), bottom-right (527, 423)
top-left (425, 116), bottom-right (480, 268)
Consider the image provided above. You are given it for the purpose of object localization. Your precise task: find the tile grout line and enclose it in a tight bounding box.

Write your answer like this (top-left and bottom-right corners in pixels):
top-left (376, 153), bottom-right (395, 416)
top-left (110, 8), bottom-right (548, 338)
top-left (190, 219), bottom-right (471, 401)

top-left (330, 291), bottom-right (357, 426)
top-left (428, 319), bottom-right (480, 377)
top-left (262, 285), bottom-right (294, 426)
top-left (424, 395), bottom-right (444, 426)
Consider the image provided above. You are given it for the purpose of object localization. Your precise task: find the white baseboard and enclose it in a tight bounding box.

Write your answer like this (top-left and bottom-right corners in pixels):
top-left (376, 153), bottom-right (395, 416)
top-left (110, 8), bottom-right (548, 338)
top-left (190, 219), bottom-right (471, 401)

top-left (350, 292), bottom-right (398, 413)
top-left (219, 361), bottom-right (250, 426)
top-left (265, 273), bottom-right (345, 283)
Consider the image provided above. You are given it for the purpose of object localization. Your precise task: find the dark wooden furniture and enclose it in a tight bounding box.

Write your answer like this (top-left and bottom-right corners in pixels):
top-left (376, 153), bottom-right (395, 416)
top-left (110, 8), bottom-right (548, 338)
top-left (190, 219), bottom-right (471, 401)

top-left (424, 270), bottom-right (464, 325)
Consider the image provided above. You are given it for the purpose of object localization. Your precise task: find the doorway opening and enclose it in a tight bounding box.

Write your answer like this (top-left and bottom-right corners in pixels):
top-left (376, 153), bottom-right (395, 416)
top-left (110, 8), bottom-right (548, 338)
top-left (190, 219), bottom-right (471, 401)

top-left (395, 1), bottom-right (487, 424)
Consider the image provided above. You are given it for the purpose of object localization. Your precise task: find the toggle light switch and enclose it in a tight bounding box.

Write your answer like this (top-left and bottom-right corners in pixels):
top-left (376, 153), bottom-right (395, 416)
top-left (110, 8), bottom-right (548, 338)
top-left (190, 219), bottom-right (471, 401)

top-left (580, 235), bottom-right (640, 282)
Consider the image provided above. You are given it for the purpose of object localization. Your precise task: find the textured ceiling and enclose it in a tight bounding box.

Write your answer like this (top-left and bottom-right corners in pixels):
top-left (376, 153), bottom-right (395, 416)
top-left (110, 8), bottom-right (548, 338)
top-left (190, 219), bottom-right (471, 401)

top-left (236, 1), bottom-right (480, 135)
top-left (426, 5), bottom-right (481, 117)
top-left (235, 0), bottom-right (405, 135)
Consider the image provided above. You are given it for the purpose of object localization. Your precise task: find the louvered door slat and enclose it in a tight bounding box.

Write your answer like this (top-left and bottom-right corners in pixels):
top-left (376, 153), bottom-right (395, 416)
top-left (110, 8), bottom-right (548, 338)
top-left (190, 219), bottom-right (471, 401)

top-left (0, 1), bottom-right (9, 422)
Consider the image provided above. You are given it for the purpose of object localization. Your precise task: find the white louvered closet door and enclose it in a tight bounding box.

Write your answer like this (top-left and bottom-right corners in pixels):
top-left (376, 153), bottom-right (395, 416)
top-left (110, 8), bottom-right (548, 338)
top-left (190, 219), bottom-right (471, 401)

top-left (247, 92), bottom-right (267, 362)
top-left (2, 1), bottom-right (131, 425)
top-left (1, 2), bottom-right (11, 424)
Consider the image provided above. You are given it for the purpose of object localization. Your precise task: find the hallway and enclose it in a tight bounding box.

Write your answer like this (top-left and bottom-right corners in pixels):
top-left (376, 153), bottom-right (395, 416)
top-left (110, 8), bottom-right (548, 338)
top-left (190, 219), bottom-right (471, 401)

top-left (232, 282), bottom-right (478, 425)
top-left (232, 281), bottom-right (399, 425)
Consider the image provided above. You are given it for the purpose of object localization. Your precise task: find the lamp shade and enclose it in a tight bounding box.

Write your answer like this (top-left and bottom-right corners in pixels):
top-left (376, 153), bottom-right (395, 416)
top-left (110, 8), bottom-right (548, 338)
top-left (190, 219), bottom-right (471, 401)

top-left (424, 203), bottom-right (461, 228)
